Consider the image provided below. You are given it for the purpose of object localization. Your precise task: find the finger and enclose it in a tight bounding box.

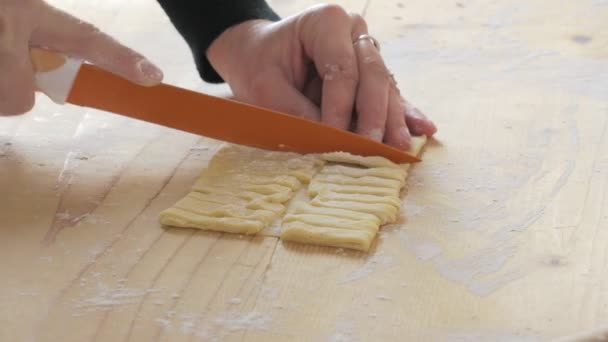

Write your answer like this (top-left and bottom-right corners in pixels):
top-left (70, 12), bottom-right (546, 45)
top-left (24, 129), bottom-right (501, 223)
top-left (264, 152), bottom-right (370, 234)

top-left (403, 98), bottom-right (438, 136)
top-left (249, 69), bottom-right (321, 122)
top-left (352, 29), bottom-right (390, 142)
top-left (302, 73), bottom-right (322, 107)
top-left (384, 85), bottom-right (412, 149)
top-left (31, 3), bottom-right (163, 86)
top-left (299, 5), bottom-right (358, 129)
top-left (0, 46), bottom-right (36, 115)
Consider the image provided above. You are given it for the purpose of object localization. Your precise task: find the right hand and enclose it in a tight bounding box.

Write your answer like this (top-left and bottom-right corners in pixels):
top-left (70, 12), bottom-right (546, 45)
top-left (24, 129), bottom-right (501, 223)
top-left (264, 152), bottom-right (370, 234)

top-left (207, 5), bottom-right (437, 150)
top-left (0, 0), bottom-right (163, 115)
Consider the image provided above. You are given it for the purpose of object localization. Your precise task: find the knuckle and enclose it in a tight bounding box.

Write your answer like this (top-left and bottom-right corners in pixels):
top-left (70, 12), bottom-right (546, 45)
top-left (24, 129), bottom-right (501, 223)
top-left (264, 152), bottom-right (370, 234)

top-left (363, 56), bottom-right (386, 72)
top-left (324, 56), bottom-right (359, 82)
top-left (361, 56), bottom-right (391, 82)
top-left (350, 13), bottom-right (367, 28)
top-left (363, 58), bottom-right (390, 81)
top-left (78, 21), bottom-right (102, 37)
top-left (316, 4), bottom-right (350, 22)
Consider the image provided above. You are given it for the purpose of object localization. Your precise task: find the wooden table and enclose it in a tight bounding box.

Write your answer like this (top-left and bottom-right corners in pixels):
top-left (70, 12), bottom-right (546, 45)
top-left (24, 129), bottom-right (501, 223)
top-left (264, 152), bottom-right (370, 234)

top-left (1, 0), bottom-right (607, 341)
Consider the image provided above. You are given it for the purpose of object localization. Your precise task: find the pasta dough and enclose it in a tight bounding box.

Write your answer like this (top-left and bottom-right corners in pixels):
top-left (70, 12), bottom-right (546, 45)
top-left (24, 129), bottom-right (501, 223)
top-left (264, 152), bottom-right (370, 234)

top-left (159, 145), bottom-right (324, 234)
top-left (159, 136), bottom-right (427, 251)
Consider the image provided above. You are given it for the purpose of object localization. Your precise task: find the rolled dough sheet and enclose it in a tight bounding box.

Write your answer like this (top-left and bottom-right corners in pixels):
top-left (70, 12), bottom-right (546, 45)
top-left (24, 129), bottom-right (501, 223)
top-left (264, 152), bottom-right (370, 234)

top-left (159, 136), bottom-right (427, 251)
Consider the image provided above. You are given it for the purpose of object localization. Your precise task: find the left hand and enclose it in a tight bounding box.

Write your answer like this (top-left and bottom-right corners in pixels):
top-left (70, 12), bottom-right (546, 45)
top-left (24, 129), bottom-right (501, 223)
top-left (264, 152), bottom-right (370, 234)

top-left (207, 4), bottom-right (436, 150)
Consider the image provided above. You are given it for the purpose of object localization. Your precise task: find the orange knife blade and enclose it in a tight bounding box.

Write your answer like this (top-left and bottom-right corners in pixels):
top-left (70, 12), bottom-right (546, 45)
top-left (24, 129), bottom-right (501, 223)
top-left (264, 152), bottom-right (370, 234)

top-left (32, 49), bottom-right (420, 163)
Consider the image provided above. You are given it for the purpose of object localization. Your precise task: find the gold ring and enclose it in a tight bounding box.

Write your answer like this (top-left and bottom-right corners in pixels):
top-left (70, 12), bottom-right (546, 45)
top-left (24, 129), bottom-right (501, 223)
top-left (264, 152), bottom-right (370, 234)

top-left (353, 34), bottom-right (380, 51)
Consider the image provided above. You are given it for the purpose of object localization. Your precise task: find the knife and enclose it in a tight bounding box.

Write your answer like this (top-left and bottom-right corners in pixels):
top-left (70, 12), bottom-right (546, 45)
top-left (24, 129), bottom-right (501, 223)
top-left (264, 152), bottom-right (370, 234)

top-left (30, 48), bottom-right (420, 163)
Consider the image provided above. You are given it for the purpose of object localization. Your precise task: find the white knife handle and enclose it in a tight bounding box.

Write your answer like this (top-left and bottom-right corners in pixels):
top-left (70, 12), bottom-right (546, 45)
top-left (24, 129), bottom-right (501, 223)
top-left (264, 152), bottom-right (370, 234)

top-left (30, 48), bottom-right (82, 104)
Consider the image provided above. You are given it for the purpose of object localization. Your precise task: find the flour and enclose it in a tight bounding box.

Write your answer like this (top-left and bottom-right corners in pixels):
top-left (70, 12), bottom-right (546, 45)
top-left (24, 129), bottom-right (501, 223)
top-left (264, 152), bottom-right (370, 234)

top-left (227, 297), bottom-right (242, 305)
top-left (155, 317), bottom-right (172, 330)
top-left (398, 230), bottom-right (442, 261)
top-left (212, 311), bottom-right (272, 332)
top-left (375, 294), bottom-right (391, 301)
top-left (84, 214), bottom-right (110, 225)
top-left (39, 256), bottom-right (53, 263)
top-left (260, 286), bottom-right (279, 300)
top-left (167, 310), bottom-right (273, 341)
top-left (328, 320), bottom-right (359, 342)
top-left (189, 144), bottom-right (209, 151)
top-left (338, 252), bottom-right (395, 284)
top-left (55, 211), bottom-right (89, 225)
top-left (74, 284), bottom-right (160, 312)
top-left (403, 201), bottom-right (426, 217)
top-left (87, 244), bottom-right (106, 260)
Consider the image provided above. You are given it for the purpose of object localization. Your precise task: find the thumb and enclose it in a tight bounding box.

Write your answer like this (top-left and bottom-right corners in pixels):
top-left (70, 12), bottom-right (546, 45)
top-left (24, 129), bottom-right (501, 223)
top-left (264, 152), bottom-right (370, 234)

top-left (31, 3), bottom-right (163, 86)
top-left (0, 46), bottom-right (36, 115)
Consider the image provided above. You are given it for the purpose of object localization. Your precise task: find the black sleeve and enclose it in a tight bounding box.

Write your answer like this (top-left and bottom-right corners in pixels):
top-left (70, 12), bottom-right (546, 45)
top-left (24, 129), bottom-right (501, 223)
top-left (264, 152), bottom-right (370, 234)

top-left (156, 0), bottom-right (281, 83)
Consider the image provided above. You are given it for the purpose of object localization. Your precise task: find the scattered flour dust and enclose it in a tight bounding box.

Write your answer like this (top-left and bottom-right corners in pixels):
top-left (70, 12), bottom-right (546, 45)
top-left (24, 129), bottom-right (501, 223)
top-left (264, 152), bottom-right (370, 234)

top-left (55, 211), bottom-right (110, 226)
top-left (189, 144), bottom-right (209, 151)
top-left (328, 320), bottom-right (359, 342)
top-left (155, 317), bottom-right (172, 331)
top-left (375, 294), bottom-right (392, 301)
top-left (398, 230), bottom-right (442, 261)
top-left (155, 310), bottom-right (272, 341)
top-left (212, 311), bottom-right (272, 332)
top-left (337, 252), bottom-right (395, 284)
top-left (227, 297), bottom-right (243, 305)
top-left (74, 283), bottom-right (160, 312)
top-left (55, 211), bottom-right (89, 225)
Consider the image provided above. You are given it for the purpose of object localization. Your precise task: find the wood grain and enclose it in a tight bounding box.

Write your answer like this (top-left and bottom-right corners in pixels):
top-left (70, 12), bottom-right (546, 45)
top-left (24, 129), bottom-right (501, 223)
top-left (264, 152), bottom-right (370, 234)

top-left (1, 0), bottom-right (607, 341)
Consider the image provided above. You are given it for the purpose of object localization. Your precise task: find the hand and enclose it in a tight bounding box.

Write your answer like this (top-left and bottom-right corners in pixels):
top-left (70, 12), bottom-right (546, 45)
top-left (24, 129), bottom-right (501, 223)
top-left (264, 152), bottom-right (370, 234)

top-left (207, 4), bottom-right (437, 150)
top-left (0, 0), bottom-right (163, 115)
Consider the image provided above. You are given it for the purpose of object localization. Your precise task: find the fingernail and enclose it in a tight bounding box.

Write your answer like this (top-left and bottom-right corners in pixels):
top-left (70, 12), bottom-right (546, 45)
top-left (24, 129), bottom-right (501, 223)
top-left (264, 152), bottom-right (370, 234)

top-left (137, 59), bottom-right (163, 85)
top-left (403, 100), bottom-right (416, 114)
top-left (411, 107), bottom-right (425, 119)
top-left (427, 121), bottom-right (438, 135)
top-left (413, 108), bottom-right (437, 133)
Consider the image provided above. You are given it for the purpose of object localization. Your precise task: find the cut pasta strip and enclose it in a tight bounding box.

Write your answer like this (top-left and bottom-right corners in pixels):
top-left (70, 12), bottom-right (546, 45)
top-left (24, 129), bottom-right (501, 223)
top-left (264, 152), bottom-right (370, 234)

top-left (292, 203), bottom-right (382, 226)
top-left (316, 191), bottom-right (401, 210)
top-left (310, 198), bottom-right (398, 224)
top-left (321, 152), bottom-right (401, 169)
top-left (172, 194), bottom-right (277, 224)
top-left (312, 174), bottom-right (401, 189)
top-left (320, 165), bottom-right (407, 183)
top-left (281, 222), bottom-right (374, 252)
top-left (159, 208), bottom-right (264, 234)
top-left (193, 186), bottom-right (292, 204)
top-left (282, 214), bottom-right (378, 234)
top-left (308, 182), bottom-right (400, 197)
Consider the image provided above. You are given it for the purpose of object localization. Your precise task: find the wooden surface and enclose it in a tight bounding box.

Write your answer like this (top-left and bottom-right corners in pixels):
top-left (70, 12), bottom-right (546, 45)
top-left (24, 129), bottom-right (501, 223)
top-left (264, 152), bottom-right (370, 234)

top-left (1, 0), bottom-right (607, 341)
